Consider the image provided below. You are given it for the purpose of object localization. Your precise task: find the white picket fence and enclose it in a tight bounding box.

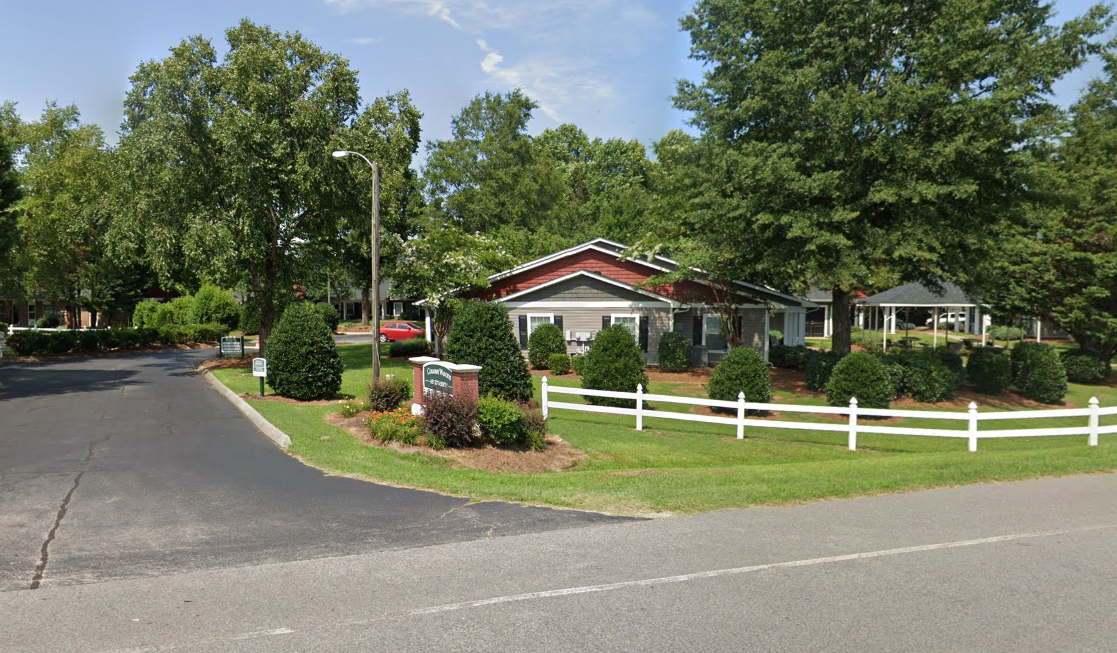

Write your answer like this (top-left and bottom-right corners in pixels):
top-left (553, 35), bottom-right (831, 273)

top-left (540, 377), bottom-right (1117, 452)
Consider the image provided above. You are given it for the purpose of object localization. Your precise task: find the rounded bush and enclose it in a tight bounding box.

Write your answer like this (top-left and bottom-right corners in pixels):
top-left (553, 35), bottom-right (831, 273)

top-left (75, 330), bottom-right (100, 353)
top-left (657, 331), bottom-right (690, 373)
top-left (1010, 341), bottom-right (1046, 383)
top-left (1060, 350), bottom-right (1111, 384)
top-left (367, 377), bottom-right (411, 412)
top-left (579, 325), bottom-right (649, 409)
top-left (1016, 343), bottom-right (1067, 404)
top-left (706, 347), bottom-right (771, 415)
top-left (46, 331), bottom-right (77, 354)
top-left (132, 299), bottom-right (160, 328)
top-left (548, 353), bottom-right (571, 375)
top-left (476, 395), bottom-right (527, 446)
top-left (967, 347), bottom-right (1012, 394)
top-left (192, 284), bottom-right (240, 329)
top-left (37, 314), bottom-right (61, 329)
top-left (265, 302), bottom-right (344, 400)
top-left (769, 344), bottom-right (810, 370)
top-left (169, 296), bottom-right (195, 325)
top-left (826, 352), bottom-right (896, 409)
top-left (988, 325), bottom-right (1026, 340)
top-left (926, 349), bottom-right (966, 394)
top-left (896, 355), bottom-right (955, 403)
top-left (571, 354), bottom-right (587, 376)
top-left (445, 301), bottom-right (533, 403)
top-left (315, 302), bottom-right (340, 333)
top-left (527, 322), bottom-right (566, 369)
top-left (421, 392), bottom-right (479, 449)
top-left (805, 350), bottom-right (843, 392)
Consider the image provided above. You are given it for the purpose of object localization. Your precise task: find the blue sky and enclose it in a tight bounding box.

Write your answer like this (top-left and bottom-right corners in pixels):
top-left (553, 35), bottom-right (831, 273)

top-left (2, 0), bottom-right (1112, 151)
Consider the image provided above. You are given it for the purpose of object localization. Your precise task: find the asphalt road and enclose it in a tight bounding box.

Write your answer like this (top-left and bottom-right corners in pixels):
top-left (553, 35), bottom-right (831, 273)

top-left (0, 350), bottom-right (621, 593)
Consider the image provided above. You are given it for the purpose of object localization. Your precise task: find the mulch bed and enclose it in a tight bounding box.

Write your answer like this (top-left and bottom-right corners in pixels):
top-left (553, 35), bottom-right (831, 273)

top-left (324, 411), bottom-right (586, 474)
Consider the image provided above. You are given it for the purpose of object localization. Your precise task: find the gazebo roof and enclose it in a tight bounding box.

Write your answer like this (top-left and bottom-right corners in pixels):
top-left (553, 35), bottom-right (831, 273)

top-left (858, 281), bottom-right (980, 308)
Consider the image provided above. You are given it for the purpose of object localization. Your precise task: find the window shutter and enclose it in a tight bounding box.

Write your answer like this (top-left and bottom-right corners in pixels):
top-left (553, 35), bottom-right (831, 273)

top-left (639, 317), bottom-right (650, 352)
top-left (554, 315), bottom-right (563, 333)
top-left (518, 315), bottom-right (528, 348)
top-left (693, 314), bottom-right (702, 345)
top-left (734, 315), bottom-right (743, 346)
top-left (602, 315), bottom-right (611, 330)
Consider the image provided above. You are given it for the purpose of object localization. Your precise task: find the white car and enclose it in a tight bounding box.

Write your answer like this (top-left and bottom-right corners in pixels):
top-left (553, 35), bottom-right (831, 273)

top-left (925, 312), bottom-right (966, 326)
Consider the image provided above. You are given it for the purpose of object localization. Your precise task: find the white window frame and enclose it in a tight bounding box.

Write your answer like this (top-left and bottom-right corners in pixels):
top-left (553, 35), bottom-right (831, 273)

top-left (27, 302), bottom-right (37, 323)
top-left (703, 314), bottom-right (727, 352)
top-left (392, 301), bottom-right (403, 316)
top-left (610, 314), bottom-right (640, 341)
top-left (527, 313), bottom-right (555, 336)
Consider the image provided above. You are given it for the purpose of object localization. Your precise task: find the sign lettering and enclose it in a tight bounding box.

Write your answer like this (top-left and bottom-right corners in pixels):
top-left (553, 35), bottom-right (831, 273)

top-left (220, 336), bottom-right (244, 358)
top-left (423, 363), bottom-right (454, 396)
top-left (252, 358), bottom-right (267, 378)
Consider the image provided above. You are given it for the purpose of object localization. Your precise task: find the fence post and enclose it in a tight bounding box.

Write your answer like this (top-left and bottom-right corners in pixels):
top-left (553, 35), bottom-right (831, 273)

top-left (636, 384), bottom-right (644, 431)
top-left (1089, 397), bottom-right (1100, 447)
top-left (541, 376), bottom-right (549, 420)
top-left (968, 402), bottom-right (978, 452)
top-left (737, 392), bottom-right (745, 440)
top-left (848, 397), bottom-right (858, 451)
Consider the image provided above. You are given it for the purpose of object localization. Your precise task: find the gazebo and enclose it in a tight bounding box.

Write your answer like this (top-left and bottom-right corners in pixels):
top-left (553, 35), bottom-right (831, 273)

top-left (857, 282), bottom-right (989, 352)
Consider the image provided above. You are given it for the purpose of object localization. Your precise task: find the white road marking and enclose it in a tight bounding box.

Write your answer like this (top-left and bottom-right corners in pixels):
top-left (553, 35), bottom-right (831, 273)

top-left (410, 523), bottom-right (1117, 615)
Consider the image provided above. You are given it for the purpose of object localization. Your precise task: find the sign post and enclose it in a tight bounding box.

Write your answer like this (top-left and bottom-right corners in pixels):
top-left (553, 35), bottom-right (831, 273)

top-left (220, 336), bottom-right (244, 359)
top-left (252, 358), bottom-right (267, 397)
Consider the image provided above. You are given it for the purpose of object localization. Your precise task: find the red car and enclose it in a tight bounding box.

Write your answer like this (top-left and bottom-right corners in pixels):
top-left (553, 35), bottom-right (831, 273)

top-left (379, 321), bottom-right (426, 343)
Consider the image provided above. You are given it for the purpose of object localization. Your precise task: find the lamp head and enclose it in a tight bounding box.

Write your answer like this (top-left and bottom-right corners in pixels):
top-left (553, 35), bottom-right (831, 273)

top-left (331, 150), bottom-right (349, 159)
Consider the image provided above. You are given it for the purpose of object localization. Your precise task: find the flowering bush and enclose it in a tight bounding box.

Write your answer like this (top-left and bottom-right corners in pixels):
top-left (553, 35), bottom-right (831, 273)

top-left (338, 399), bottom-right (366, 418)
top-left (365, 407), bottom-right (422, 445)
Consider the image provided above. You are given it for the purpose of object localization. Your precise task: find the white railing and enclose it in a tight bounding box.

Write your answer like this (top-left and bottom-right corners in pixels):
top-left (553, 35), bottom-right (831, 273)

top-left (540, 377), bottom-right (1117, 452)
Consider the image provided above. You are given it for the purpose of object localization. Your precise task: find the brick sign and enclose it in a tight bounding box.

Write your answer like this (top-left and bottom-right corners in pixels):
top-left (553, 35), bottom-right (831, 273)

top-left (423, 363), bottom-right (454, 395)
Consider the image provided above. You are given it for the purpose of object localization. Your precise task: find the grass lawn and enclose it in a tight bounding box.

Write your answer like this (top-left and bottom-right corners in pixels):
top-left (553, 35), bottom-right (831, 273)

top-left (210, 344), bottom-right (1117, 516)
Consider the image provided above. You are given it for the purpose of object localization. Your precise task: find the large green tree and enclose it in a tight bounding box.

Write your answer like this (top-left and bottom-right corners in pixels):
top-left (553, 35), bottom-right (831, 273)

top-left (118, 20), bottom-right (363, 350)
top-left (0, 102), bottom-right (22, 294)
top-left (990, 50), bottom-right (1117, 362)
top-left (666, 0), bottom-right (1111, 354)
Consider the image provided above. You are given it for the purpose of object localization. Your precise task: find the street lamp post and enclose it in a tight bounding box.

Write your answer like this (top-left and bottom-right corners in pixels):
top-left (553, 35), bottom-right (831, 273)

top-left (332, 150), bottom-right (381, 382)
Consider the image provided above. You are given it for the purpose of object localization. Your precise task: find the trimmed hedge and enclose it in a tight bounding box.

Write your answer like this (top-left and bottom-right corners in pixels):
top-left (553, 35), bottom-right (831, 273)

top-left (547, 353), bottom-right (571, 375)
top-left (826, 352), bottom-right (895, 409)
top-left (1014, 342), bottom-right (1067, 404)
top-left (1060, 350), bottom-right (1111, 384)
top-left (476, 395), bottom-right (526, 446)
top-left (3, 325), bottom-right (221, 356)
top-left (445, 301), bottom-right (533, 403)
top-left (527, 322), bottom-right (566, 369)
top-left (132, 299), bottom-right (161, 328)
top-left (265, 303), bottom-right (344, 401)
top-left (192, 285), bottom-right (239, 329)
top-left (1010, 341), bottom-right (1046, 383)
top-left (657, 331), bottom-right (690, 373)
top-left (388, 338), bottom-right (432, 358)
top-left (571, 354), bottom-right (587, 376)
top-left (967, 347), bottom-right (1013, 394)
top-left (770, 344), bottom-right (810, 371)
top-left (579, 324), bottom-right (649, 409)
top-left (706, 347), bottom-right (771, 415)
top-left (896, 354), bottom-right (955, 403)
top-left (805, 350), bottom-right (843, 392)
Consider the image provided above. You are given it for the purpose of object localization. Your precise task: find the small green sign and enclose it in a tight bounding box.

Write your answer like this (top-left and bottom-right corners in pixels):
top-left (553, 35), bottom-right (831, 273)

top-left (221, 336), bottom-right (244, 358)
top-left (252, 358), bottom-right (268, 378)
top-left (423, 363), bottom-right (453, 395)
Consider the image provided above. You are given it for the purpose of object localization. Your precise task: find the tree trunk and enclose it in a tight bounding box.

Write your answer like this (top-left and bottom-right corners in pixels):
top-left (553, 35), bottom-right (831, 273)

top-left (361, 287), bottom-right (371, 327)
top-left (831, 288), bottom-right (852, 355)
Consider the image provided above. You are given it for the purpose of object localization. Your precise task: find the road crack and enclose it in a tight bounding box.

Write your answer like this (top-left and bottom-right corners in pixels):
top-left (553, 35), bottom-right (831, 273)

top-left (29, 471), bottom-right (83, 590)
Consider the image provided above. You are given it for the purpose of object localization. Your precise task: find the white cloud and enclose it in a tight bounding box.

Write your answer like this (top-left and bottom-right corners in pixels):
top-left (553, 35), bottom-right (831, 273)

top-left (346, 36), bottom-right (382, 45)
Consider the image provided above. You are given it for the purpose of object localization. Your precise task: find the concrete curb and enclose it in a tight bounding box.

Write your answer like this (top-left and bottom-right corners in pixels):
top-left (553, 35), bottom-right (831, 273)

top-left (197, 367), bottom-right (292, 449)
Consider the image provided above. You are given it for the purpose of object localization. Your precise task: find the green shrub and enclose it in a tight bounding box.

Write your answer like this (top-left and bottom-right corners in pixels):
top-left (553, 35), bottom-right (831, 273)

top-left (706, 347), bottom-right (771, 414)
top-left (7, 330), bottom-right (51, 355)
top-left (527, 322), bottom-right (566, 369)
top-left (47, 331), bottom-right (77, 354)
top-left (191, 284), bottom-right (240, 329)
top-left (1016, 343), bottom-right (1068, 404)
top-left (388, 338), bottom-right (432, 358)
top-left (445, 301), bottom-right (533, 403)
top-left (338, 399), bottom-right (366, 418)
top-left (157, 325), bottom-right (184, 345)
top-left (367, 407), bottom-right (422, 444)
top-left (0, 321), bottom-right (9, 333)
top-left (75, 330), bottom-right (100, 353)
top-left (571, 354), bottom-right (587, 376)
top-left (826, 352), bottom-right (896, 409)
top-left (421, 392), bottom-right (479, 448)
top-left (315, 302), bottom-right (340, 333)
top-left (547, 353), bottom-right (571, 375)
top-left (770, 344), bottom-right (810, 370)
top-left (521, 402), bottom-right (547, 450)
top-left (580, 324), bottom-right (649, 409)
top-left (657, 331), bottom-right (690, 373)
top-left (926, 349), bottom-right (966, 394)
top-left (875, 353), bottom-right (906, 397)
top-left (239, 300), bottom-right (260, 335)
top-left (132, 300), bottom-right (161, 328)
top-left (136, 327), bottom-right (158, 347)
top-left (988, 325), bottom-right (1026, 340)
top-left (115, 328), bottom-right (141, 349)
top-left (967, 347), bottom-right (1012, 394)
top-left (477, 395), bottom-right (527, 446)
top-left (895, 354), bottom-right (955, 403)
top-left (38, 314), bottom-right (61, 328)
top-left (805, 350), bottom-right (843, 392)
top-left (1010, 341), bottom-right (1046, 383)
top-left (169, 296), bottom-right (195, 326)
top-left (1060, 350), bottom-right (1111, 384)
top-left (152, 303), bottom-right (176, 328)
top-left (192, 323), bottom-right (229, 342)
top-left (95, 329), bottom-right (121, 351)
top-left (367, 377), bottom-right (411, 412)
top-left (265, 303), bottom-right (344, 401)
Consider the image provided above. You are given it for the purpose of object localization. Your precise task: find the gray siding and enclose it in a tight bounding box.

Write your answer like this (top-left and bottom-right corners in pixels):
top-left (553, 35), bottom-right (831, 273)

top-left (505, 305), bottom-right (672, 365)
top-left (676, 306), bottom-right (768, 366)
top-left (517, 276), bottom-right (652, 303)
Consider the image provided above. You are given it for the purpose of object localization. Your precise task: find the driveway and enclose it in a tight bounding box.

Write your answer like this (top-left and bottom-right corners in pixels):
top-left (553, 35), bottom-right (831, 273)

top-left (0, 350), bottom-right (623, 592)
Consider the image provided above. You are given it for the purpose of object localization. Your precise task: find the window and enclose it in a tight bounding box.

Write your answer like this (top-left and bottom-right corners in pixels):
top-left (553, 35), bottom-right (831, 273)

top-left (528, 314), bottom-right (554, 336)
top-left (393, 302), bottom-right (403, 316)
top-left (27, 302), bottom-right (37, 323)
top-left (611, 314), bottom-right (639, 341)
top-left (704, 314), bottom-right (726, 352)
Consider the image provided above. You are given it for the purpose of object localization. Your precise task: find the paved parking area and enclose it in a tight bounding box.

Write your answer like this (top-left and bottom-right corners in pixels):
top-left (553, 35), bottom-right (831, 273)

top-left (0, 350), bottom-right (623, 592)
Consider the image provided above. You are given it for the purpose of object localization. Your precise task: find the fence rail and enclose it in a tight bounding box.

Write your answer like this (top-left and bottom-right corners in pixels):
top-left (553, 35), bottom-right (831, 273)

top-left (540, 377), bottom-right (1116, 452)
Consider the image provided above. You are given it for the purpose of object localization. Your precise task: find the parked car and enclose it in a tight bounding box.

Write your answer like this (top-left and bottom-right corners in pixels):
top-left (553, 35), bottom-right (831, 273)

top-left (925, 312), bottom-right (966, 326)
top-left (378, 321), bottom-right (425, 343)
